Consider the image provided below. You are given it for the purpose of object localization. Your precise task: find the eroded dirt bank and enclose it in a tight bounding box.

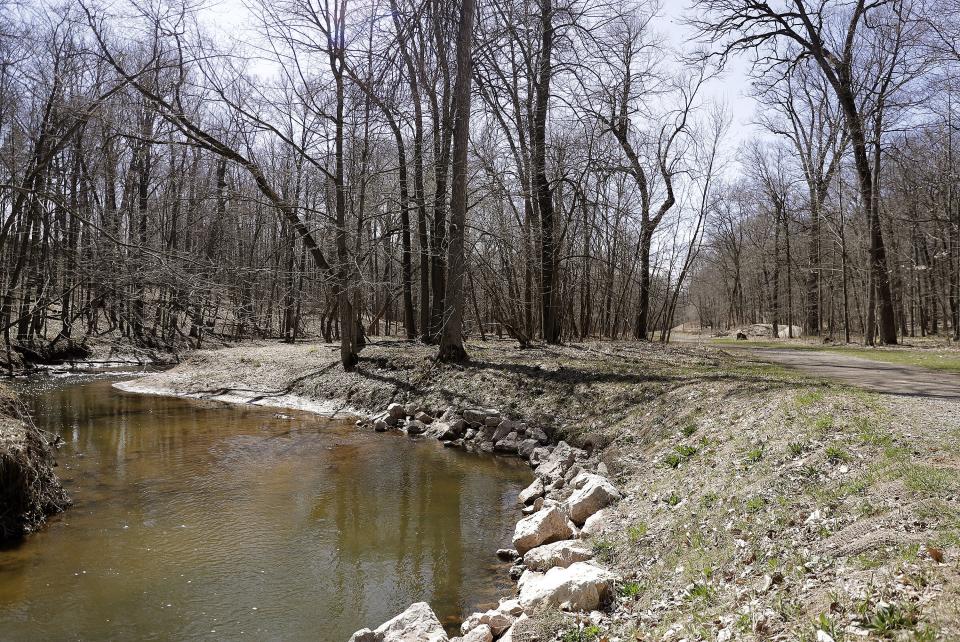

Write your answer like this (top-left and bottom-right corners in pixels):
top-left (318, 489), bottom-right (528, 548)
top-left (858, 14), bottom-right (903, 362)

top-left (118, 339), bottom-right (960, 640)
top-left (0, 384), bottom-right (69, 542)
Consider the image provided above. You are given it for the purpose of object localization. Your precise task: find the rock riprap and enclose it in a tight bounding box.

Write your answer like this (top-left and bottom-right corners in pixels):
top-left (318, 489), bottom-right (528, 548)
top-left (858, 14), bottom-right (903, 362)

top-left (512, 505), bottom-right (575, 555)
top-left (517, 562), bottom-right (618, 612)
top-left (522, 540), bottom-right (594, 572)
top-left (348, 602), bottom-right (447, 642)
top-left (564, 472), bottom-right (622, 526)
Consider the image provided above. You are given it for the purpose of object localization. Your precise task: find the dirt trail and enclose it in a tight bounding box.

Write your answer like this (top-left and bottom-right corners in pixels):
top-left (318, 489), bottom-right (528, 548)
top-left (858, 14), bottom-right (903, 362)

top-left (728, 345), bottom-right (960, 399)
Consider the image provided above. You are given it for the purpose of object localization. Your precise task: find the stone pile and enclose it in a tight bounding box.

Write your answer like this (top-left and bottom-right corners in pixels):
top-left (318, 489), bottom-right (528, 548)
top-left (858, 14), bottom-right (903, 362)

top-left (349, 403), bottom-right (624, 642)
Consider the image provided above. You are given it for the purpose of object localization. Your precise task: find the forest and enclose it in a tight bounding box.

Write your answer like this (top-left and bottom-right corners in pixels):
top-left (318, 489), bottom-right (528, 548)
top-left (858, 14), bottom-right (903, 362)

top-left (1, 0), bottom-right (959, 372)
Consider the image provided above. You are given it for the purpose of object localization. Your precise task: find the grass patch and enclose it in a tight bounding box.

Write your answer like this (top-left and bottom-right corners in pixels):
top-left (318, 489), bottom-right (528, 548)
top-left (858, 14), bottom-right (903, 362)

top-left (618, 580), bottom-right (643, 599)
top-left (592, 539), bottom-right (615, 562)
top-left (561, 625), bottom-right (603, 642)
top-left (796, 390), bottom-right (825, 407)
top-left (788, 441), bottom-right (808, 457)
top-left (627, 522), bottom-right (648, 544)
top-left (826, 445), bottom-right (851, 464)
top-left (685, 582), bottom-right (714, 602)
top-left (858, 601), bottom-right (921, 637)
top-left (856, 416), bottom-right (893, 447)
top-left (664, 444), bottom-right (698, 468)
top-left (903, 464), bottom-right (959, 495)
top-left (746, 446), bottom-right (764, 463)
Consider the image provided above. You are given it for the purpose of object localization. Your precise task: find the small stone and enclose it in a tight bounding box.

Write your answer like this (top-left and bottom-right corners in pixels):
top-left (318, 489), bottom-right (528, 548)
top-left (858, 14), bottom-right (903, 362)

top-left (387, 403), bottom-right (405, 420)
top-left (464, 428), bottom-right (478, 440)
top-left (404, 402), bottom-right (419, 417)
top-left (509, 564), bottom-right (525, 580)
top-left (415, 411), bottom-right (434, 424)
top-left (374, 419), bottom-right (388, 432)
top-left (496, 548), bottom-right (519, 561)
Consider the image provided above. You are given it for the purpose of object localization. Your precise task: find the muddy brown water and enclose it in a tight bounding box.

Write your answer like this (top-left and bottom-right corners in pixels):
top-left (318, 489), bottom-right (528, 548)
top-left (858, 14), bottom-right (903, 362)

top-left (0, 376), bottom-right (531, 640)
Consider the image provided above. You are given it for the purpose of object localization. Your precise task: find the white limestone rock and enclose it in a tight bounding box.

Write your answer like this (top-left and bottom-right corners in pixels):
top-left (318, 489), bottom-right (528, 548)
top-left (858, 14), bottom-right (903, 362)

top-left (517, 562), bottom-right (617, 613)
top-left (522, 540), bottom-right (594, 572)
top-left (512, 505), bottom-right (574, 555)
top-left (348, 602), bottom-right (448, 642)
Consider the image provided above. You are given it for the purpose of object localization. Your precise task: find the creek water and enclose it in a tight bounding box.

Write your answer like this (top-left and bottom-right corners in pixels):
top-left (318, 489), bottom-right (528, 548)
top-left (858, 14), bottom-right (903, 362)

top-left (0, 376), bottom-right (531, 640)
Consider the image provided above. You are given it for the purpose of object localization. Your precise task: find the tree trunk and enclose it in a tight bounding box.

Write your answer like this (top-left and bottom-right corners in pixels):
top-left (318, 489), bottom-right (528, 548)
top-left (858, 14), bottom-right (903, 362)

top-left (437, 0), bottom-right (476, 362)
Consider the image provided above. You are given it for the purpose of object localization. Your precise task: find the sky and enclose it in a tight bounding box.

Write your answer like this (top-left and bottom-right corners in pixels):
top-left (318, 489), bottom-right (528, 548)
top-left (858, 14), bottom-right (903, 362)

top-left (194, 0), bottom-right (762, 150)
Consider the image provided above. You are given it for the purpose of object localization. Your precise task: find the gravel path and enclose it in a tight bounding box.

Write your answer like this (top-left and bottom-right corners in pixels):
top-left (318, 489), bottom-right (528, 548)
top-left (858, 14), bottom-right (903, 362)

top-left (728, 345), bottom-right (960, 399)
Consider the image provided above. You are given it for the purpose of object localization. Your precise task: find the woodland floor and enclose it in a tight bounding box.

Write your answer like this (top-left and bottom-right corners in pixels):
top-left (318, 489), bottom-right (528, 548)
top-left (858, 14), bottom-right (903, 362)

top-left (118, 339), bottom-right (960, 641)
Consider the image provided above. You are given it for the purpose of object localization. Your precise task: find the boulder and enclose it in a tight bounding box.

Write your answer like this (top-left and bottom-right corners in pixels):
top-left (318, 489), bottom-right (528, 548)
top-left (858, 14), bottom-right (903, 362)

top-left (565, 474), bottom-right (622, 526)
top-left (522, 540), bottom-right (594, 572)
top-left (517, 439), bottom-right (539, 459)
top-left (479, 441), bottom-right (495, 453)
top-left (527, 426), bottom-right (549, 443)
top-left (529, 446), bottom-right (552, 466)
top-left (497, 598), bottom-right (523, 617)
top-left (517, 478), bottom-right (545, 506)
top-left (439, 419), bottom-right (466, 440)
top-left (415, 411), bottom-right (433, 424)
top-left (464, 408), bottom-right (496, 425)
top-left (461, 609), bottom-right (514, 637)
top-left (517, 562), bottom-right (617, 612)
top-left (494, 432), bottom-right (521, 454)
top-left (581, 508), bottom-right (613, 536)
top-left (483, 415), bottom-right (501, 427)
top-left (479, 423), bottom-right (497, 441)
top-left (387, 403), bottom-right (406, 420)
top-left (512, 505), bottom-right (574, 554)
top-left (535, 441), bottom-right (583, 482)
top-left (405, 420), bottom-right (427, 435)
top-left (492, 420), bottom-right (515, 442)
top-left (348, 602), bottom-right (448, 642)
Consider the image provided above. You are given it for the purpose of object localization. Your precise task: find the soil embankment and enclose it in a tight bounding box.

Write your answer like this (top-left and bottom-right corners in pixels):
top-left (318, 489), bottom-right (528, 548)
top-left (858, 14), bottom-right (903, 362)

top-left (118, 339), bottom-right (960, 640)
top-left (0, 384), bottom-right (69, 542)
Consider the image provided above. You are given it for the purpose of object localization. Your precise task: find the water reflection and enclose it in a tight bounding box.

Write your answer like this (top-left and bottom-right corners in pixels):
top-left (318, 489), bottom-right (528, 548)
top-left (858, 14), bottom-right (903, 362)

top-left (0, 378), bottom-right (531, 640)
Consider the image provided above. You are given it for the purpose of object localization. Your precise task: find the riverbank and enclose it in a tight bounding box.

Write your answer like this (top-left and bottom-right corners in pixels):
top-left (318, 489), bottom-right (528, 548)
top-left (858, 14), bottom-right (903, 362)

top-left (0, 384), bottom-right (69, 542)
top-left (2, 334), bottom-right (182, 376)
top-left (117, 339), bottom-right (960, 640)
